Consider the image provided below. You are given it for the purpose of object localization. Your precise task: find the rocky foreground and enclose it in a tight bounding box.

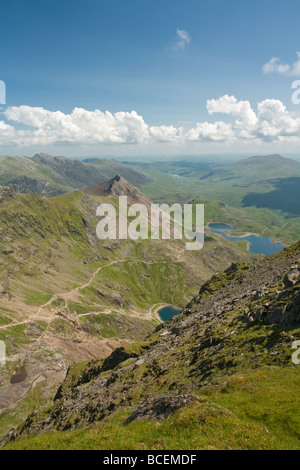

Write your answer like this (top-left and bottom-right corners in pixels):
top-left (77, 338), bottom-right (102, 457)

top-left (2, 240), bottom-right (299, 446)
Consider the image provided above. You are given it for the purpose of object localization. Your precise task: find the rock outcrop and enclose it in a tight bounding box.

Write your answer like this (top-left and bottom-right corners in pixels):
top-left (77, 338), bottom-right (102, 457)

top-left (0, 186), bottom-right (18, 203)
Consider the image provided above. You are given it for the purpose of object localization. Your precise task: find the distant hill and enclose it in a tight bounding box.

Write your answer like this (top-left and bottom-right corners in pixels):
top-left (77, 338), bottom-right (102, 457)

top-left (194, 154), bottom-right (300, 215)
top-left (199, 155), bottom-right (300, 183)
top-left (242, 176), bottom-right (300, 216)
top-left (0, 153), bottom-right (151, 196)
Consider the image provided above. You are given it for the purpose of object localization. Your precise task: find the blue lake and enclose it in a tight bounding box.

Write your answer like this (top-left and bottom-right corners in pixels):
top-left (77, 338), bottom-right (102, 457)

top-left (209, 223), bottom-right (286, 255)
top-left (158, 305), bottom-right (180, 321)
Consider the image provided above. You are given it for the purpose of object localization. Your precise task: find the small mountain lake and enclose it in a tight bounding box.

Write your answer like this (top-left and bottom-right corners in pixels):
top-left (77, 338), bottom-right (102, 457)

top-left (158, 305), bottom-right (181, 321)
top-left (208, 223), bottom-right (286, 255)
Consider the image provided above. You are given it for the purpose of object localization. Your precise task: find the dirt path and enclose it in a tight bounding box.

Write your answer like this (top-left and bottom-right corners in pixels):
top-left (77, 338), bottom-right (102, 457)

top-left (35, 260), bottom-right (121, 316)
top-left (0, 258), bottom-right (172, 331)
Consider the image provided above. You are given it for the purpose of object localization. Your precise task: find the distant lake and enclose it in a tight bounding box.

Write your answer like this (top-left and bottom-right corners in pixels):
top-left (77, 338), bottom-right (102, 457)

top-left (209, 223), bottom-right (286, 255)
top-left (158, 305), bottom-right (180, 321)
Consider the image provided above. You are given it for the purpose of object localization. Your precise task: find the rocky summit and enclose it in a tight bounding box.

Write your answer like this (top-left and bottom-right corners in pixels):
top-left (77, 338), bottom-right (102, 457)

top-left (83, 174), bottom-right (152, 206)
top-left (3, 240), bottom-right (300, 449)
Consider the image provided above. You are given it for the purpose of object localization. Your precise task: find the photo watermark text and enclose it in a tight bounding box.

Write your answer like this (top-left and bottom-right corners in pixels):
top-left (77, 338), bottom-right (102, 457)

top-left (96, 197), bottom-right (204, 251)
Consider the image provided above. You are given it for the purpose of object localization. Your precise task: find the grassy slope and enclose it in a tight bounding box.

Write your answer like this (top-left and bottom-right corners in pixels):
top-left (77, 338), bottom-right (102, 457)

top-left (0, 155), bottom-right (72, 193)
top-left (4, 367), bottom-right (299, 450)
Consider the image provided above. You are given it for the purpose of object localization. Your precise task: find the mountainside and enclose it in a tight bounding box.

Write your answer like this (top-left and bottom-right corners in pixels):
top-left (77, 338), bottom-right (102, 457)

top-left (3, 240), bottom-right (300, 450)
top-left (0, 177), bottom-right (253, 439)
top-left (0, 153), bottom-right (151, 196)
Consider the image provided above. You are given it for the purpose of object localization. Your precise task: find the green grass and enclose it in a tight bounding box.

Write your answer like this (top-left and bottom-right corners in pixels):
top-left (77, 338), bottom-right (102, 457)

top-left (0, 324), bottom-right (31, 352)
top-left (24, 290), bottom-right (52, 306)
top-left (201, 366), bottom-right (300, 448)
top-left (0, 315), bottom-right (13, 326)
top-left (80, 313), bottom-right (155, 341)
top-left (4, 366), bottom-right (299, 450)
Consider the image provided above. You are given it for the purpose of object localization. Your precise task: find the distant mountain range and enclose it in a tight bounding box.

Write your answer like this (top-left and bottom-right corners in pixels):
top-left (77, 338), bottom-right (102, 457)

top-left (0, 153), bottom-right (152, 196)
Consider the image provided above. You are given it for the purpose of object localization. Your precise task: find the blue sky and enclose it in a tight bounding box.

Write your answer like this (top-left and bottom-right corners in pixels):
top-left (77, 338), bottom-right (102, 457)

top-left (1, 0), bottom-right (300, 157)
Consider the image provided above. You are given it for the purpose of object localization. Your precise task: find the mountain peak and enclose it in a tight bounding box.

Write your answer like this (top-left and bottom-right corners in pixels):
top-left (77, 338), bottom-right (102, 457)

top-left (83, 174), bottom-right (151, 205)
top-left (112, 174), bottom-right (121, 182)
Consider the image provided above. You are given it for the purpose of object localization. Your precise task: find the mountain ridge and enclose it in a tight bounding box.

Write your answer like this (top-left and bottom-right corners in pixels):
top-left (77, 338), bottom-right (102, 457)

top-left (0, 153), bottom-right (151, 196)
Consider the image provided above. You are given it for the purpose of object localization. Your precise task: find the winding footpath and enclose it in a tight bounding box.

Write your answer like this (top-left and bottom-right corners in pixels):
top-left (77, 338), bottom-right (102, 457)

top-left (0, 258), bottom-right (170, 331)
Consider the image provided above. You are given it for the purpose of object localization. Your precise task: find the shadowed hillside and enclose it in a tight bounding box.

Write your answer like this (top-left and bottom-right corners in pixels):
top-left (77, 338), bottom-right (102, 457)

top-left (0, 153), bottom-right (151, 196)
top-left (243, 177), bottom-right (300, 216)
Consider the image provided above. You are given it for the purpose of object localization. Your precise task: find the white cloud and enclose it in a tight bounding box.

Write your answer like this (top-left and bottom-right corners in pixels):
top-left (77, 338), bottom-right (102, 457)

top-left (205, 95), bottom-right (300, 143)
top-left (3, 106), bottom-right (150, 146)
top-left (257, 99), bottom-right (300, 138)
top-left (2, 95), bottom-right (300, 149)
top-left (263, 52), bottom-right (300, 76)
top-left (206, 95), bottom-right (257, 126)
top-left (174, 29), bottom-right (191, 50)
top-left (186, 121), bottom-right (234, 142)
top-left (149, 125), bottom-right (183, 143)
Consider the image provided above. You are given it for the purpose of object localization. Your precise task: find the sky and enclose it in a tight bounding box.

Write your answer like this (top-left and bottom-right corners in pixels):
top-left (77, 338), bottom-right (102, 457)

top-left (1, 0), bottom-right (300, 158)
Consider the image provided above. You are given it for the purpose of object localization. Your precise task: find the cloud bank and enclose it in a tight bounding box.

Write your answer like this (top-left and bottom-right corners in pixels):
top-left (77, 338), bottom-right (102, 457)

top-left (1, 94), bottom-right (300, 148)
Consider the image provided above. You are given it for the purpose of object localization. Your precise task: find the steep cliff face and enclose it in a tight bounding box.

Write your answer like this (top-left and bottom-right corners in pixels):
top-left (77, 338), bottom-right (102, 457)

top-left (4, 241), bottom-right (300, 448)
